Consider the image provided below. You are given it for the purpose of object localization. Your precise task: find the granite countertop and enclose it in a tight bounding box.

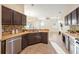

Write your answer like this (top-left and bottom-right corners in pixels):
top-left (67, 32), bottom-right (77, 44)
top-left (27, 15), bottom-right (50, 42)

top-left (1, 29), bottom-right (49, 41)
top-left (62, 31), bottom-right (79, 40)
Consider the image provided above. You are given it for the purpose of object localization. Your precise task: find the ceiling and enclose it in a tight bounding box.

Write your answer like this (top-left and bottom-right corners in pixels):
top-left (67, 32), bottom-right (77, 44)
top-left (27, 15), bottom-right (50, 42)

top-left (24, 4), bottom-right (79, 19)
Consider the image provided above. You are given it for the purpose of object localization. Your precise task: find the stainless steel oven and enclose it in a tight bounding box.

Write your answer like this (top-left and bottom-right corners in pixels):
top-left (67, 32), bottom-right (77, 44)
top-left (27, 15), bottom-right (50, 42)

top-left (6, 36), bottom-right (22, 54)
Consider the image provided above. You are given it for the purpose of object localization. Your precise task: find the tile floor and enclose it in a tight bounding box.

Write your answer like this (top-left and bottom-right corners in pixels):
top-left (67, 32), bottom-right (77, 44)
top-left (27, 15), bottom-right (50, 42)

top-left (20, 32), bottom-right (69, 54)
top-left (20, 43), bottom-right (57, 54)
top-left (49, 32), bottom-right (69, 54)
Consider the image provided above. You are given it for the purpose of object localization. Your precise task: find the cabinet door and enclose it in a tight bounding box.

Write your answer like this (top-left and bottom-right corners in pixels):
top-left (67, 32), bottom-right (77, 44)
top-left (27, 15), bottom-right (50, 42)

top-left (77, 8), bottom-right (79, 25)
top-left (71, 10), bottom-right (77, 25)
top-left (68, 14), bottom-right (72, 25)
top-left (13, 11), bottom-right (22, 25)
top-left (1, 40), bottom-right (6, 54)
top-left (65, 16), bottom-right (68, 25)
top-left (22, 14), bottom-right (26, 25)
top-left (27, 33), bottom-right (41, 45)
top-left (22, 34), bottom-right (28, 50)
top-left (41, 32), bottom-right (48, 44)
top-left (2, 6), bottom-right (13, 25)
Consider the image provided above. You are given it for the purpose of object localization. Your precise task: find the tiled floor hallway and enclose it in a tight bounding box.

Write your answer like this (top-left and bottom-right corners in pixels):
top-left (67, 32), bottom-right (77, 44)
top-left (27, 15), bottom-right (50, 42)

top-left (49, 32), bottom-right (69, 54)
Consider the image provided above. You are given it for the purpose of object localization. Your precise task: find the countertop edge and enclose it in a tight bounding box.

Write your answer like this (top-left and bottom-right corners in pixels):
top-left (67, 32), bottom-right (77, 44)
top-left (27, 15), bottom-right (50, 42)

top-left (1, 30), bottom-right (49, 41)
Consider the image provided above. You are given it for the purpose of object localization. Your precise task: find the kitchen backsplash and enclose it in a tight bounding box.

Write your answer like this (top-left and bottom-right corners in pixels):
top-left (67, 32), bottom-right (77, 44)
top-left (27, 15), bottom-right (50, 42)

top-left (2, 25), bottom-right (25, 33)
top-left (70, 25), bottom-right (79, 31)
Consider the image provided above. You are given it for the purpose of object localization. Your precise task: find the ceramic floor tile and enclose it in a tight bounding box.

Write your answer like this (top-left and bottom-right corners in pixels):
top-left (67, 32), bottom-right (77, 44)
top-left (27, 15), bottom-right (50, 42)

top-left (49, 32), bottom-right (69, 54)
top-left (20, 43), bottom-right (57, 54)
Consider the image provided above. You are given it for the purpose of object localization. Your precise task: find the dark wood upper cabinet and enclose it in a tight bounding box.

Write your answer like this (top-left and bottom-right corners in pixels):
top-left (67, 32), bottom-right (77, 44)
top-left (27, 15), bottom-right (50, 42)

top-left (65, 15), bottom-right (68, 25)
top-left (71, 10), bottom-right (77, 25)
top-left (67, 13), bottom-right (72, 25)
top-left (13, 11), bottom-right (22, 25)
top-left (2, 6), bottom-right (13, 25)
top-left (22, 14), bottom-right (26, 25)
top-left (2, 6), bottom-right (26, 25)
top-left (77, 8), bottom-right (79, 25)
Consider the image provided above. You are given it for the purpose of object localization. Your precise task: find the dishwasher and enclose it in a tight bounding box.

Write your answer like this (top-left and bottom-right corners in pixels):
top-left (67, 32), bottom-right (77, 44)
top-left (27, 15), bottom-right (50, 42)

top-left (6, 36), bottom-right (22, 54)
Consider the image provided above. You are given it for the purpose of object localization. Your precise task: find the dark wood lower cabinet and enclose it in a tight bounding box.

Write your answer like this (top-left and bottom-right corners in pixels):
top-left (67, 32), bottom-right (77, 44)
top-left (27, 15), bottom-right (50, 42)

top-left (22, 34), bottom-right (28, 50)
top-left (1, 40), bottom-right (6, 54)
top-left (40, 32), bottom-right (48, 44)
top-left (22, 32), bottom-right (48, 50)
top-left (27, 33), bottom-right (41, 45)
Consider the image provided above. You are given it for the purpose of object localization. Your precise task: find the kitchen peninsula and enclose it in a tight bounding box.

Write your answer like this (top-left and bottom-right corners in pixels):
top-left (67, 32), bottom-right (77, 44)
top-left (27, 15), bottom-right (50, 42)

top-left (0, 29), bottom-right (49, 54)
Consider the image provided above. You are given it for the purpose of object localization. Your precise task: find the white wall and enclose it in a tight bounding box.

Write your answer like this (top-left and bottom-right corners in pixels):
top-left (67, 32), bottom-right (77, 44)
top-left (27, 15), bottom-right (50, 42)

top-left (3, 4), bottom-right (24, 14)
